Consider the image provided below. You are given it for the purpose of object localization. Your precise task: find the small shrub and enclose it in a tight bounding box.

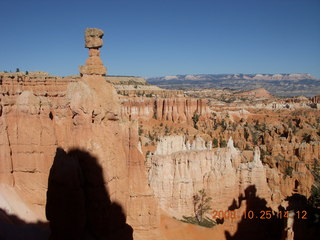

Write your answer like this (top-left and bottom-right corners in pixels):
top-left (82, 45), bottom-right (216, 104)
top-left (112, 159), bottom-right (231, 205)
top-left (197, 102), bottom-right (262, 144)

top-left (220, 139), bottom-right (227, 148)
top-left (138, 126), bottom-right (143, 136)
top-left (148, 132), bottom-right (154, 141)
top-left (260, 148), bottom-right (270, 162)
top-left (181, 216), bottom-right (216, 228)
top-left (213, 138), bottom-right (218, 148)
top-left (221, 120), bottom-right (227, 131)
top-left (285, 166), bottom-right (294, 178)
top-left (165, 125), bottom-right (170, 135)
top-left (245, 144), bottom-right (252, 151)
top-left (192, 113), bottom-right (200, 129)
top-left (302, 133), bottom-right (311, 143)
top-left (244, 128), bottom-right (250, 141)
top-left (250, 129), bottom-right (259, 145)
top-left (213, 123), bottom-right (218, 130)
top-left (292, 126), bottom-right (298, 134)
top-left (146, 151), bottom-right (150, 158)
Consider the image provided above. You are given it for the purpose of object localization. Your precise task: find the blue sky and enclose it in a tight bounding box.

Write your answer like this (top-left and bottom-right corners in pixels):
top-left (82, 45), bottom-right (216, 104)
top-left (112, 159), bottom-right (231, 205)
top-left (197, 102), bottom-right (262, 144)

top-left (0, 0), bottom-right (319, 78)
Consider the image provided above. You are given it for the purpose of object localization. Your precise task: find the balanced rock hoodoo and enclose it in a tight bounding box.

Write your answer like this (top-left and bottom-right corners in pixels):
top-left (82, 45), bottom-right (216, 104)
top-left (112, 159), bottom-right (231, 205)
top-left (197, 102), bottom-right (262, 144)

top-left (79, 28), bottom-right (107, 76)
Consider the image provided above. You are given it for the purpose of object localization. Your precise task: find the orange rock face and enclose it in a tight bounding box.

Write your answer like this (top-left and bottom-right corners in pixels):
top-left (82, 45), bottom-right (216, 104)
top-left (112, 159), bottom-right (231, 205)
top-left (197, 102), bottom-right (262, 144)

top-left (132, 96), bottom-right (318, 227)
top-left (0, 29), bottom-right (163, 240)
top-left (121, 97), bottom-right (211, 123)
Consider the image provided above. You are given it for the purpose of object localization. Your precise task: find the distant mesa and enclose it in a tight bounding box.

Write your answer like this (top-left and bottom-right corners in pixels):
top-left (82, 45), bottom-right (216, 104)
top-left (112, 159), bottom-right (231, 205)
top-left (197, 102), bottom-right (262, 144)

top-left (237, 88), bottom-right (272, 99)
top-left (150, 73), bottom-right (318, 82)
top-left (148, 73), bottom-right (320, 97)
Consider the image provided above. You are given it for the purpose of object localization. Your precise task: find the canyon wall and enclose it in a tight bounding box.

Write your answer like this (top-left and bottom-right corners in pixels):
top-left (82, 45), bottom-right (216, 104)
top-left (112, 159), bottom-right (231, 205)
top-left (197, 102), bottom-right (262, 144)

top-left (121, 98), bottom-right (211, 123)
top-left (124, 95), bottom-right (317, 216)
top-left (0, 74), bottom-right (163, 240)
top-left (147, 136), bottom-right (315, 229)
top-left (147, 137), bottom-right (272, 217)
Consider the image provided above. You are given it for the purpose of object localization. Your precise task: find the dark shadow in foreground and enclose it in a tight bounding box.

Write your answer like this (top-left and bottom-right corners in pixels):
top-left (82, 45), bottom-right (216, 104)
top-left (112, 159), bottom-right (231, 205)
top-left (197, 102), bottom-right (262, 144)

top-left (0, 208), bottom-right (49, 240)
top-left (46, 147), bottom-right (133, 240)
top-left (225, 185), bottom-right (320, 240)
top-left (284, 193), bottom-right (320, 240)
top-left (225, 185), bottom-right (283, 240)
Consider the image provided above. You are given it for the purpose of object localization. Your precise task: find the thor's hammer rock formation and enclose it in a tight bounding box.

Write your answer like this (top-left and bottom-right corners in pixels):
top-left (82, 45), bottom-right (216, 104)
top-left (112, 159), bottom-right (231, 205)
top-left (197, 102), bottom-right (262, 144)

top-left (79, 28), bottom-right (107, 76)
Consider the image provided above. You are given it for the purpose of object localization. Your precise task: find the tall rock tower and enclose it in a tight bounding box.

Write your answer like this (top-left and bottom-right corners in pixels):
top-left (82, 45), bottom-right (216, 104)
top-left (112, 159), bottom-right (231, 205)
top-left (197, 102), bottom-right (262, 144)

top-left (76, 27), bottom-right (120, 120)
top-left (79, 28), bottom-right (107, 76)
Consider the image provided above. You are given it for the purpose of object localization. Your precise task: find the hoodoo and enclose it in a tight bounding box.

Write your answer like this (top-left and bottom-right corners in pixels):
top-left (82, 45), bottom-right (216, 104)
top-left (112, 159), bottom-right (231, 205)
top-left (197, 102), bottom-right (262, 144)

top-left (79, 28), bottom-right (107, 76)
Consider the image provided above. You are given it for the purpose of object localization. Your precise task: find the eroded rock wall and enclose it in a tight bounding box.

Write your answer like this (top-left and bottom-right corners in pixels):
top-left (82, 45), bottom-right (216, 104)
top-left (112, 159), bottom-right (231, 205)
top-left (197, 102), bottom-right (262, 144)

top-left (0, 76), bottom-right (163, 239)
top-left (121, 98), bottom-right (211, 123)
top-left (147, 139), bottom-right (272, 217)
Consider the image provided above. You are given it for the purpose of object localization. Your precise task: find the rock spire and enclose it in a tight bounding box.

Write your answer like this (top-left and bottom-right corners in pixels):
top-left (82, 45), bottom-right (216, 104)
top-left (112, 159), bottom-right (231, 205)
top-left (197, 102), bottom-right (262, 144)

top-left (79, 28), bottom-right (107, 76)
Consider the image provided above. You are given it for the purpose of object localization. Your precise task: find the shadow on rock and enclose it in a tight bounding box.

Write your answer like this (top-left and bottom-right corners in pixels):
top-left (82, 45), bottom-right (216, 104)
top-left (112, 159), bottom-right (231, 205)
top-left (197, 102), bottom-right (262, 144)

top-left (225, 185), bottom-right (320, 240)
top-left (46, 147), bottom-right (133, 240)
top-left (225, 185), bottom-right (283, 240)
top-left (284, 194), bottom-right (320, 240)
top-left (0, 208), bottom-right (49, 240)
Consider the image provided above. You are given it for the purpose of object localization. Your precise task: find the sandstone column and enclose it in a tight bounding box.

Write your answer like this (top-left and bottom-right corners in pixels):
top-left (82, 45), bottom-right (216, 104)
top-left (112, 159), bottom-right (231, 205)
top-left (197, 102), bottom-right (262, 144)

top-left (79, 28), bottom-right (107, 76)
top-left (76, 27), bottom-right (119, 119)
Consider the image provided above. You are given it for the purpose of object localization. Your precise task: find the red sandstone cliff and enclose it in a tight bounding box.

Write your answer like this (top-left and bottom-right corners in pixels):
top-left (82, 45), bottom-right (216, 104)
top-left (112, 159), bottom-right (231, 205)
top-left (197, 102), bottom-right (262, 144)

top-left (0, 29), bottom-right (163, 240)
top-left (121, 97), bottom-right (210, 123)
